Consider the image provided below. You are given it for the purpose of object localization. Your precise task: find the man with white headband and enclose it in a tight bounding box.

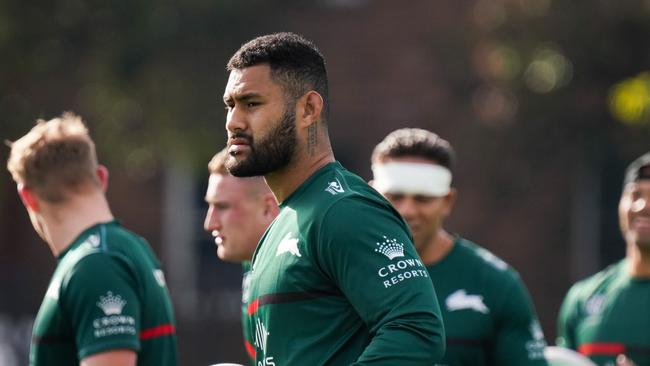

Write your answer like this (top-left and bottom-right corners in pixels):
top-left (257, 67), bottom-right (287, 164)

top-left (371, 128), bottom-right (548, 366)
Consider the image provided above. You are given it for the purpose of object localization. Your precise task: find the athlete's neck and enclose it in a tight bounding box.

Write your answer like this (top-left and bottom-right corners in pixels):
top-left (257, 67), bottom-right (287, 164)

top-left (626, 243), bottom-right (650, 278)
top-left (265, 145), bottom-right (335, 204)
top-left (40, 191), bottom-right (114, 257)
top-left (418, 230), bottom-right (455, 266)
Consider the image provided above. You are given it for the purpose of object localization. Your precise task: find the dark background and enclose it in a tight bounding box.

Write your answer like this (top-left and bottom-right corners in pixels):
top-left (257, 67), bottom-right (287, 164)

top-left (1, 0), bottom-right (649, 364)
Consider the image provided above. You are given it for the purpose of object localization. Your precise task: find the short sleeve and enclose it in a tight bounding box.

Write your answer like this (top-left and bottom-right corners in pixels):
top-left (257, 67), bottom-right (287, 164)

top-left (315, 197), bottom-right (445, 364)
top-left (60, 253), bottom-right (141, 360)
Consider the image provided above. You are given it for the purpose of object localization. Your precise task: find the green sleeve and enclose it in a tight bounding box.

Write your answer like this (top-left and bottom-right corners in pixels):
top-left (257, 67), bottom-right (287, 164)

top-left (556, 285), bottom-right (579, 349)
top-left (493, 276), bottom-right (548, 365)
top-left (61, 252), bottom-right (141, 360)
top-left (316, 198), bottom-right (445, 365)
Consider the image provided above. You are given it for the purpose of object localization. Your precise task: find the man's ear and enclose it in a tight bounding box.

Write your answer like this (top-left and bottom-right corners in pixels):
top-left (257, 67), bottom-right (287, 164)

top-left (97, 165), bottom-right (109, 192)
top-left (296, 91), bottom-right (324, 128)
top-left (443, 188), bottom-right (457, 216)
top-left (18, 184), bottom-right (40, 213)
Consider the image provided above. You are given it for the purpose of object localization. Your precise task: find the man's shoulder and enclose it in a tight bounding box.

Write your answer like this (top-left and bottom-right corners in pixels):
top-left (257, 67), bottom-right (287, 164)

top-left (567, 260), bottom-right (627, 299)
top-left (454, 237), bottom-right (517, 279)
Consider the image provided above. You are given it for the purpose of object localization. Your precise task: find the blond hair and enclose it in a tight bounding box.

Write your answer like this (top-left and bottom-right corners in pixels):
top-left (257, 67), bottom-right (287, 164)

top-left (7, 112), bottom-right (100, 203)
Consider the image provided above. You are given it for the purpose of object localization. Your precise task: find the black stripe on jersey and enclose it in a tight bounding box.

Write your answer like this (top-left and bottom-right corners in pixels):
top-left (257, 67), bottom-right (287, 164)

top-left (257, 289), bottom-right (343, 307)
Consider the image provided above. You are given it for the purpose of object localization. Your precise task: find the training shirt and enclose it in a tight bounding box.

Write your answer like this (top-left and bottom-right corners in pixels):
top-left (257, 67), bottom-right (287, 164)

top-left (30, 221), bottom-right (178, 366)
top-left (245, 161), bottom-right (445, 366)
top-left (557, 259), bottom-right (650, 366)
top-left (241, 261), bottom-right (255, 363)
top-left (427, 237), bottom-right (547, 366)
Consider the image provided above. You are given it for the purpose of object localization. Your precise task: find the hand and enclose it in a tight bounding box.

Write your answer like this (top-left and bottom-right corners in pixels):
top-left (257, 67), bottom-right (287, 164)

top-left (616, 354), bottom-right (637, 366)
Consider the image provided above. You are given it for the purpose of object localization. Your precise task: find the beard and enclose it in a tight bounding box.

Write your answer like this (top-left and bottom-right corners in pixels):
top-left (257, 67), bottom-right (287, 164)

top-left (226, 108), bottom-right (297, 177)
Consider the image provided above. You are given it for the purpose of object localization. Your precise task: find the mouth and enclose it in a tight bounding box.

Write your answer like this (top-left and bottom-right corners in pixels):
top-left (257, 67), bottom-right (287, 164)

top-left (212, 231), bottom-right (224, 246)
top-left (228, 134), bottom-right (252, 155)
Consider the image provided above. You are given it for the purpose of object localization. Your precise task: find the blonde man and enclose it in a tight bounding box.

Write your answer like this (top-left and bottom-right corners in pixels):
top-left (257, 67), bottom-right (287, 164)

top-left (204, 148), bottom-right (279, 363)
top-left (7, 113), bottom-right (178, 366)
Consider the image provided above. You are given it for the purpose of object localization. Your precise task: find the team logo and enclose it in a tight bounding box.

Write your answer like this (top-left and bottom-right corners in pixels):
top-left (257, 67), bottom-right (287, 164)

top-left (96, 291), bottom-right (126, 316)
top-left (530, 319), bottom-right (544, 340)
top-left (276, 232), bottom-right (301, 257)
top-left (45, 280), bottom-right (61, 300)
top-left (153, 269), bottom-right (167, 287)
top-left (526, 319), bottom-right (547, 360)
top-left (375, 236), bottom-right (404, 260)
top-left (254, 318), bottom-right (270, 354)
top-left (445, 289), bottom-right (490, 314)
top-left (476, 247), bottom-right (508, 271)
top-left (325, 178), bottom-right (345, 195)
top-left (584, 294), bottom-right (607, 317)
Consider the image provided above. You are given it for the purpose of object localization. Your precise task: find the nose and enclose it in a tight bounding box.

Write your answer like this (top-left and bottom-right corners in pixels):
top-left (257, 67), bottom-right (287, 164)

top-left (225, 105), bottom-right (246, 135)
top-left (396, 198), bottom-right (418, 221)
top-left (204, 206), bottom-right (221, 232)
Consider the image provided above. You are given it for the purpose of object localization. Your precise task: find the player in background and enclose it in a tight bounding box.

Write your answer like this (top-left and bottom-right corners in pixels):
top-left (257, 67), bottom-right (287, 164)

top-left (557, 152), bottom-right (650, 366)
top-left (6, 113), bottom-right (178, 366)
top-left (223, 32), bottom-right (445, 365)
top-left (203, 147), bottom-right (279, 364)
top-left (371, 128), bottom-right (548, 366)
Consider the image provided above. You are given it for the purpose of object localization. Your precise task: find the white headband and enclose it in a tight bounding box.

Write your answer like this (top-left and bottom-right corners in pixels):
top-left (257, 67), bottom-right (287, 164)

top-left (372, 162), bottom-right (452, 197)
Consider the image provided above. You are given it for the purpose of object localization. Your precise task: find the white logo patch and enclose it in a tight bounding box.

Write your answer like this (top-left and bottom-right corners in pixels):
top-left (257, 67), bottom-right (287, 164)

top-left (96, 291), bottom-right (126, 316)
top-left (476, 247), bottom-right (508, 271)
top-left (45, 280), bottom-right (61, 300)
top-left (446, 289), bottom-right (490, 314)
top-left (585, 294), bottom-right (607, 317)
top-left (153, 269), bottom-right (167, 287)
top-left (526, 319), bottom-right (547, 360)
top-left (375, 236), bottom-right (405, 260)
top-left (254, 318), bottom-right (270, 353)
top-left (276, 232), bottom-right (301, 257)
top-left (325, 178), bottom-right (345, 195)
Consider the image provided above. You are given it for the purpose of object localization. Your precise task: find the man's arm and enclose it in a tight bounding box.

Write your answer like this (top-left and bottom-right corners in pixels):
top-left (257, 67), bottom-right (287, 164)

top-left (556, 285), bottom-right (579, 349)
top-left (493, 276), bottom-right (548, 365)
top-left (61, 253), bottom-right (142, 361)
top-left (81, 349), bottom-right (136, 366)
top-left (317, 199), bottom-right (445, 365)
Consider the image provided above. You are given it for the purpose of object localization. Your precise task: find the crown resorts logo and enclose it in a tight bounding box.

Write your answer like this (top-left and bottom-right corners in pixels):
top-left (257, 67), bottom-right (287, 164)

top-left (96, 291), bottom-right (126, 316)
top-left (375, 236), bottom-right (405, 260)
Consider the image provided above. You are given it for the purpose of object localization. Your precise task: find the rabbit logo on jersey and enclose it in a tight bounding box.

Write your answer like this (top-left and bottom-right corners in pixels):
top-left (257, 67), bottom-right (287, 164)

top-left (375, 235), bottom-right (428, 288)
top-left (254, 318), bottom-right (275, 366)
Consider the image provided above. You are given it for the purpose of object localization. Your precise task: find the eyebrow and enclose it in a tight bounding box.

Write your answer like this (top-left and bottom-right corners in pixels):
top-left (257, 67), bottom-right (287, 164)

top-left (223, 92), bottom-right (263, 105)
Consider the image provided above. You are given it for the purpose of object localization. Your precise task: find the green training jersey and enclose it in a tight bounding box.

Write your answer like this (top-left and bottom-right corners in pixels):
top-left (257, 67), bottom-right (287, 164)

top-left (245, 162), bottom-right (445, 366)
top-left (242, 261), bottom-right (255, 363)
top-left (427, 237), bottom-right (547, 366)
top-left (30, 221), bottom-right (178, 366)
top-left (557, 259), bottom-right (650, 366)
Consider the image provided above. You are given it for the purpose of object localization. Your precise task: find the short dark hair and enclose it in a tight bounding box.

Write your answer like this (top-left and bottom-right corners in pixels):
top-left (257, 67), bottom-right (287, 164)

top-left (371, 128), bottom-right (456, 171)
top-left (227, 32), bottom-right (329, 120)
top-left (623, 152), bottom-right (650, 188)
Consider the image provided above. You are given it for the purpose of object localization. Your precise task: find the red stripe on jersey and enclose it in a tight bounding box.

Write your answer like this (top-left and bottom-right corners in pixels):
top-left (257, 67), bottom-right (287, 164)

top-left (248, 299), bottom-right (260, 316)
top-left (244, 340), bottom-right (256, 359)
top-left (579, 343), bottom-right (626, 356)
top-left (140, 324), bottom-right (176, 340)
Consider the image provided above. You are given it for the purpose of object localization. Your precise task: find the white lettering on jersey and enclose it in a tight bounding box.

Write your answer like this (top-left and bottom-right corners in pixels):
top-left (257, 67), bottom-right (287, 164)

top-left (445, 289), bottom-right (490, 314)
top-left (276, 232), bottom-right (301, 257)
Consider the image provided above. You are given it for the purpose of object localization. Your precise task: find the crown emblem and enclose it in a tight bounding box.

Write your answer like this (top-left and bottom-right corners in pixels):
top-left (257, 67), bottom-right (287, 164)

top-left (374, 236), bottom-right (405, 260)
top-left (96, 291), bottom-right (126, 316)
